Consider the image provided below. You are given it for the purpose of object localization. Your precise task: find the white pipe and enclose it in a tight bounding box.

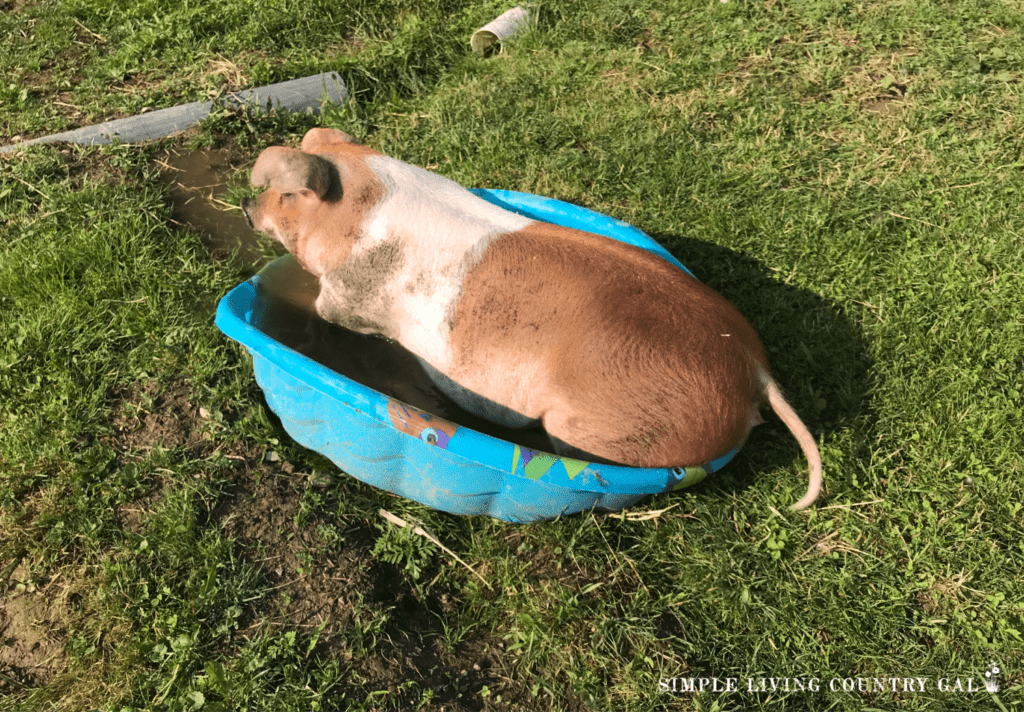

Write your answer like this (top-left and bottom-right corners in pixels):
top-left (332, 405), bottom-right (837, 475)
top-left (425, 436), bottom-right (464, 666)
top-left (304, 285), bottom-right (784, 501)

top-left (471, 7), bottom-right (531, 56)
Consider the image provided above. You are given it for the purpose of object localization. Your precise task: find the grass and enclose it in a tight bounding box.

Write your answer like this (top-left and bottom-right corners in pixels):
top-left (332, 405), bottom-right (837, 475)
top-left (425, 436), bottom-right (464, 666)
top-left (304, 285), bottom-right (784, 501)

top-left (1, 0), bottom-right (1023, 710)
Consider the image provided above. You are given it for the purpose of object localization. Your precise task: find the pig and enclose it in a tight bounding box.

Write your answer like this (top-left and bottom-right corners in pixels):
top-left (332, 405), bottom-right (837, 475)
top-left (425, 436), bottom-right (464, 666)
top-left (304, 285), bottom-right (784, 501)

top-left (241, 128), bottom-right (821, 509)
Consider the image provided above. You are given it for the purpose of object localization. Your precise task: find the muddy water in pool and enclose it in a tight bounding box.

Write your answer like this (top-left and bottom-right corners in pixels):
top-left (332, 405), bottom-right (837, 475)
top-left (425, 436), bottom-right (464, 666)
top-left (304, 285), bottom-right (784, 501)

top-left (256, 256), bottom-right (558, 453)
top-left (162, 147), bottom-right (557, 454)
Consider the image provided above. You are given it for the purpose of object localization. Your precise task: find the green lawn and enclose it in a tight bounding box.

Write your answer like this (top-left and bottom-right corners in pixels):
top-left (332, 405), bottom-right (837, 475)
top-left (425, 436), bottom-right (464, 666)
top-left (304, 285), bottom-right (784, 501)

top-left (1, 1), bottom-right (1022, 710)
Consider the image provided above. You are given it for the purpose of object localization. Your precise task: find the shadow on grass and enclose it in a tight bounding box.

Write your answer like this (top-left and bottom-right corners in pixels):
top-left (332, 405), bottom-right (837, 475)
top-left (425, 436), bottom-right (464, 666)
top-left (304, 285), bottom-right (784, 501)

top-left (649, 232), bottom-right (873, 506)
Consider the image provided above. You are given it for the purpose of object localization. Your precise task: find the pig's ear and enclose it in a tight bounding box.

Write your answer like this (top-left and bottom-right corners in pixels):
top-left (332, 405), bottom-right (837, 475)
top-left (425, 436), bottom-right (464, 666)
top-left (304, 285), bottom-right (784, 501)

top-left (250, 147), bottom-right (332, 198)
top-left (301, 128), bottom-right (358, 153)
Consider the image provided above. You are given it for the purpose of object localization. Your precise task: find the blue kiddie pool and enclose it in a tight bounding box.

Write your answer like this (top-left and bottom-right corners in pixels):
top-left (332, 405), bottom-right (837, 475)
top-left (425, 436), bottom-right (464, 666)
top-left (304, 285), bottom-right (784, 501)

top-left (215, 190), bottom-right (738, 522)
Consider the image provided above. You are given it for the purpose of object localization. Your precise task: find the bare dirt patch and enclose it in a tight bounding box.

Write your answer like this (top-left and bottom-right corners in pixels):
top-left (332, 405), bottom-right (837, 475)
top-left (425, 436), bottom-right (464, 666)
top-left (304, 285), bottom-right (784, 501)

top-left (0, 562), bottom-right (69, 688)
top-left (61, 146), bottom-right (129, 187)
top-left (839, 57), bottom-right (914, 115)
top-left (861, 95), bottom-right (906, 116)
top-left (0, 0), bottom-right (28, 13)
top-left (915, 574), bottom-right (968, 617)
top-left (107, 378), bottom-right (205, 455)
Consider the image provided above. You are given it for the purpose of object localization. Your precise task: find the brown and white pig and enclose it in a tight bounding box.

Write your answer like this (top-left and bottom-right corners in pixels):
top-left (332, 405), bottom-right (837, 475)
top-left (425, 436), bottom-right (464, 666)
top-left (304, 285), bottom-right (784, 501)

top-left (241, 128), bottom-right (821, 509)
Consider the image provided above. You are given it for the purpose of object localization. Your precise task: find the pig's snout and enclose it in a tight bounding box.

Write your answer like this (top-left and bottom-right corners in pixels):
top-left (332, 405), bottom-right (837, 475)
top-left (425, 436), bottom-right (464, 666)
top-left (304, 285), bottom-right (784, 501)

top-left (240, 197), bottom-right (254, 229)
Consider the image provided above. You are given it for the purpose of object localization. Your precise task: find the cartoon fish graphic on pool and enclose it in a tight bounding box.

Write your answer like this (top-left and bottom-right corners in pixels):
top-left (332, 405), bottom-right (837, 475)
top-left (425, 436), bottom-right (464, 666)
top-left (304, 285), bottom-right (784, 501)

top-left (387, 399), bottom-right (458, 449)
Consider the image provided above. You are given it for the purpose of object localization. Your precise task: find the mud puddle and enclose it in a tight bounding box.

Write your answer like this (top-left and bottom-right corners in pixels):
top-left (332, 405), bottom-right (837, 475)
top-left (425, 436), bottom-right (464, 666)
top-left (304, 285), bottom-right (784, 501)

top-left (157, 145), bottom-right (265, 260)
